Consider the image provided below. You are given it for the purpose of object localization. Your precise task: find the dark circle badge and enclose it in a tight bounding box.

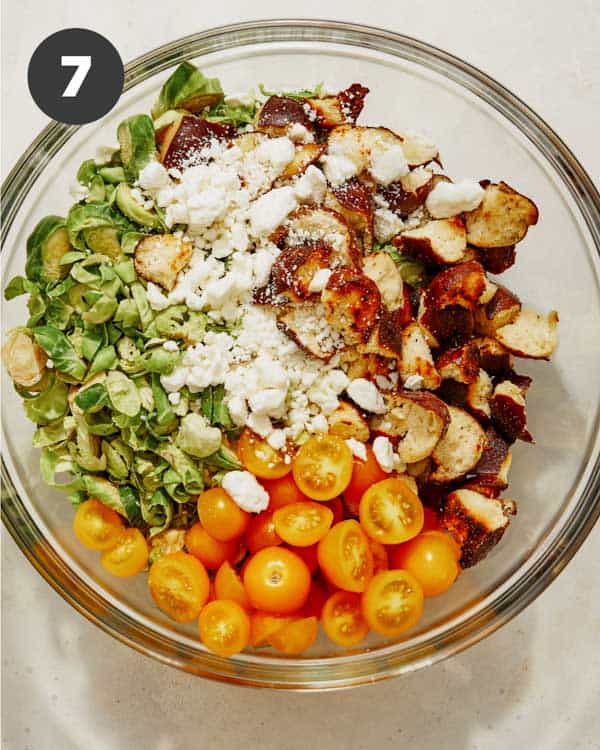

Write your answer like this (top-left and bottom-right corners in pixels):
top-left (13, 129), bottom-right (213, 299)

top-left (28, 28), bottom-right (124, 125)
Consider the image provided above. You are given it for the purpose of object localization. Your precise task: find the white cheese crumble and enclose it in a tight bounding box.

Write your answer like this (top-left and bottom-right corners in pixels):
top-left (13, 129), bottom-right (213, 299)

top-left (374, 207), bottom-right (404, 243)
top-left (294, 165), bottom-right (327, 204)
top-left (287, 123), bottom-right (315, 144)
top-left (346, 438), bottom-right (367, 461)
top-left (222, 471), bottom-right (270, 513)
top-left (425, 179), bottom-right (484, 218)
top-left (248, 186), bottom-right (298, 237)
top-left (320, 151), bottom-right (358, 187)
top-left (346, 379), bottom-right (386, 414)
top-left (373, 436), bottom-right (395, 473)
top-left (369, 144), bottom-right (409, 185)
top-left (403, 374), bottom-right (425, 390)
top-left (308, 268), bottom-right (332, 294)
top-left (167, 391), bottom-right (181, 406)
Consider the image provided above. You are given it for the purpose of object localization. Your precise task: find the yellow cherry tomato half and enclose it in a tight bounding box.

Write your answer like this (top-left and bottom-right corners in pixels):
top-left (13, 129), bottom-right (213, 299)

top-left (185, 522), bottom-right (239, 570)
top-left (273, 501), bottom-right (334, 547)
top-left (238, 428), bottom-right (291, 479)
top-left (214, 561), bottom-right (251, 611)
top-left (199, 599), bottom-right (251, 657)
top-left (197, 487), bottom-right (250, 542)
top-left (359, 478), bottom-right (424, 545)
top-left (390, 531), bottom-right (460, 597)
top-left (292, 434), bottom-right (353, 501)
top-left (73, 498), bottom-right (123, 551)
top-left (268, 616), bottom-right (318, 655)
top-left (322, 590), bottom-right (370, 647)
top-left (317, 519), bottom-right (374, 593)
top-left (263, 474), bottom-right (309, 510)
top-left (100, 528), bottom-right (148, 577)
top-left (148, 551), bottom-right (210, 623)
top-left (361, 569), bottom-right (424, 637)
top-left (249, 612), bottom-right (295, 647)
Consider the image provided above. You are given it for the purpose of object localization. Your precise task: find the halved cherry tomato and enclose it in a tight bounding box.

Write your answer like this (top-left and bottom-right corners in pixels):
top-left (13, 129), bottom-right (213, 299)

top-left (197, 487), bottom-right (250, 542)
top-left (73, 498), bottom-right (123, 551)
top-left (268, 616), bottom-right (318, 654)
top-left (148, 551), bottom-right (210, 623)
top-left (238, 428), bottom-right (291, 479)
top-left (199, 599), bottom-right (250, 657)
top-left (273, 501), bottom-right (333, 547)
top-left (250, 612), bottom-right (295, 647)
top-left (343, 446), bottom-right (388, 515)
top-left (100, 529), bottom-right (148, 577)
top-left (302, 579), bottom-right (328, 619)
top-left (369, 539), bottom-right (389, 575)
top-left (422, 506), bottom-right (440, 533)
top-left (361, 569), bottom-right (424, 637)
top-left (245, 510), bottom-right (282, 553)
top-left (287, 542), bottom-right (319, 574)
top-left (325, 496), bottom-right (344, 524)
top-left (322, 590), bottom-right (369, 646)
top-left (243, 546), bottom-right (311, 614)
top-left (390, 531), bottom-right (460, 596)
top-left (317, 520), bottom-right (374, 593)
top-left (214, 561), bottom-right (251, 610)
top-left (263, 474), bottom-right (309, 510)
top-left (292, 434), bottom-right (353, 501)
top-left (359, 478), bottom-right (424, 545)
top-left (185, 522), bottom-right (239, 570)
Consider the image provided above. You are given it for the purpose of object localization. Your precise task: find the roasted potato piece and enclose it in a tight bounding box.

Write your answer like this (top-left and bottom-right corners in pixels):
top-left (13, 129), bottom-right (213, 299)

top-left (441, 489), bottom-right (516, 567)
top-left (400, 322), bottom-right (441, 390)
top-left (490, 380), bottom-right (533, 443)
top-left (278, 207), bottom-right (360, 268)
top-left (134, 234), bottom-right (192, 291)
top-left (436, 343), bottom-right (480, 384)
top-left (328, 401), bottom-right (370, 442)
top-left (276, 144), bottom-right (326, 182)
top-left (255, 96), bottom-right (314, 137)
top-left (466, 369), bottom-right (493, 421)
top-left (357, 308), bottom-right (406, 361)
top-left (322, 268), bottom-right (381, 345)
top-left (2, 330), bottom-right (47, 388)
top-left (337, 350), bottom-right (387, 380)
top-left (397, 132), bottom-right (439, 167)
top-left (160, 115), bottom-right (234, 169)
top-left (472, 336), bottom-right (513, 374)
top-left (464, 181), bottom-right (538, 248)
top-left (475, 284), bottom-right (521, 335)
top-left (268, 242), bottom-right (332, 301)
top-left (396, 217), bottom-right (467, 265)
top-left (277, 301), bottom-right (344, 360)
top-left (306, 96), bottom-right (346, 129)
top-left (430, 406), bottom-right (487, 482)
top-left (337, 83), bottom-right (369, 122)
top-left (371, 391), bottom-right (450, 463)
top-left (494, 308), bottom-right (559, 360)
top-left (362, 252), bottom-right (404, 311)
top-left (471, 425), bottom-right (512, 490)
top-left (477, 245), bottom-right (516, 274)
top-left (325, 179), bottom-right (374, 250)
top-left (379, 167), bottom-right (434, 217)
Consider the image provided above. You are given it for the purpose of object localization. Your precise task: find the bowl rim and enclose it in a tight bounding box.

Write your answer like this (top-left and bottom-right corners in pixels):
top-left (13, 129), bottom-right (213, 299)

top-left (2, 18), bottom-right (599, 690)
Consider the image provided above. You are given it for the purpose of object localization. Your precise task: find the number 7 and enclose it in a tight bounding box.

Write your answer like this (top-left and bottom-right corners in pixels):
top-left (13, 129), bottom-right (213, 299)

top-left (61, 55), bottom-right (92, 97)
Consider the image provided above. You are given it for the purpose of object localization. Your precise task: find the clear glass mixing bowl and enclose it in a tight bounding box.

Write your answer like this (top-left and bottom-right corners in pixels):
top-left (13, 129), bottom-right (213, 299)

top-left (2, 20), bottom-right (599, 690)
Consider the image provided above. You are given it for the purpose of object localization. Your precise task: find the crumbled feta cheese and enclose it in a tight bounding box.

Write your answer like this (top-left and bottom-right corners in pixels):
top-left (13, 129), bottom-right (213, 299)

top-left (167, 391), bottom-right (181, 405)
top-left (248, 388), bottom-right (287, 417)
top-left (227, 395), bottom-right (248, 427)
top-left (248, 187), bottom-right (298, 237)
top-left (374, 207), bottom-right (404, 243)
top-left (311, 414), bottom-right (329, 433)
top-left (403, 374), bottom-right (424, 390)
top-left (373, 436), bottom-right (395, 473)
top-left (346, 438), bottom-right (367, 461)
top-left (287, 122), bottom-right (315, 144)
top-left (369, 144), bottom-right (409, 185)
top-left (139, 160), bottom-right (171, 191)
top-left (347, 378), bottom-right (386, 414)
top-left (425, 180), bottom-right (484, 218)
top-left (267, 430), bottom-right (287, 450)
top-left (308, 268), bottom-right (332, 294)
top-left (320, 152), bottom-right (358, 187)
top-left (255, 137), bottom-right (295, 173)
top-left (246, 412), bottom-right (272, 438)
top-left (162, 340), bottom-right (179, 352)
top-left (222, 471), bottom-right (270, 513)
top-left (294, 165), bottom-right (327, 204)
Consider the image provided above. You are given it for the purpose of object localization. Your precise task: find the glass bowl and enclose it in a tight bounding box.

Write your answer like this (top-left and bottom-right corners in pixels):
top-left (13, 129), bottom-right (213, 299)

top-left (2, 20), bottom-right (599, 690)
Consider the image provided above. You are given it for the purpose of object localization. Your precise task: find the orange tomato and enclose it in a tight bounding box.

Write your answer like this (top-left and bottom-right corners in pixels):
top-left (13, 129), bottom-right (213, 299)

top-left (273, 501), bottom-right (333, 547)
top-left (73, 498), bottom-right (123, 551)
top-left (185, 522), bottom-right (239, 570)
top-left (302, 579), bottom-right (328, 619)
top-left (263, 474), bottom-right (309, 510)
top-left (245, 510), bottom-right (282, 553)
top-left (343, 446), bottom-right (388, 515)
top-left (199, 600), bottom-right (250, 657)
top-left (359, 478), bottom-right (424, 545)
top-left (369, 539), bottom-right (389, 575)
top-left (249, 612), bottom-right (295, 647)
top-left (214, 561), bottom-right (251, 610)
top-left (238, 428), bottom-right (291, 479)
top-left (268, 616), bottom-right (318, 655)
top-left (243, 546), bottom-right (311, 614)
top-left (287, 542), bottom-right (319, 574)
top-left (390, 531), bottom-right (460, 597)
top-left (292, 434), bottom-right (353, 501)
top-left (422, 506), bottom-right (440, 533)
top-left (361, 569), bottom-right (424, 637)
top-left (148, 551), bottom-right (210, 623)
top-left (322, 590), bottom-right (369, 647)
top-left (100, 529), bottom-right (148, 577)
top-left (325, 496), bottom-right (344, 524)
top-left (317, 520), bottom-right (374, 593)
top-left (197, 487), bottom-right (250, 542)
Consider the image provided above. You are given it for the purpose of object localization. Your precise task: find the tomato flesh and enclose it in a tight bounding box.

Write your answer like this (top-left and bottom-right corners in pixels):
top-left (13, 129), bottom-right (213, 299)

top-left (359, 478), bottom-right (424, 544)
top-left (343, 447), bottom-right (388, 515)
top-left (273, 501), bottom-right (333, 547)
top-left (268, 616), bottom-right (318, 655)
top-left (199, 599), bottom-right (250, 657)
top-left (361, 569), bottom-right (424, 637)
top-left (214, 561), bottom-right (251, 610)
top-left (390, 531), bottom-right (460, 596)
top-left (100, 528), bottom-right (148, 577)
top-left (148, 551), bottom-right (210, 623)
top-left (317, 520), bottom-right (374, 593)
top-left (245, 510), bottom-right (282, 553)
top-left (238, 428), bottom-right (291, 479)
top-left (322, 590), bottom-right (369, 646)
top-left (185, 522), bottom-right (239, 570)
top-left (197, 487), bottom-right (250, 542)
top-left (243, 546), bottom-right (311, 614)
top-left (292, 435), bottom-right (353, 501)
top-left (73, 498), bottom-right (123, 551)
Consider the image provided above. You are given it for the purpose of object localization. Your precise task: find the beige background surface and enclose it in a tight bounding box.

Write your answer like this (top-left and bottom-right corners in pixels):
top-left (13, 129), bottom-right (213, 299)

top-left (2, 2), bottom-right (599, 749)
